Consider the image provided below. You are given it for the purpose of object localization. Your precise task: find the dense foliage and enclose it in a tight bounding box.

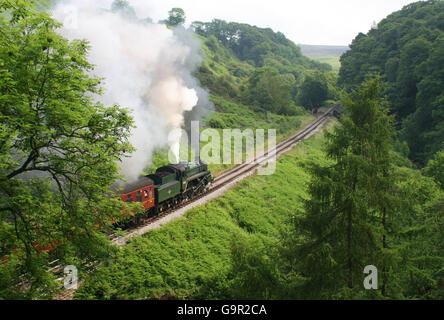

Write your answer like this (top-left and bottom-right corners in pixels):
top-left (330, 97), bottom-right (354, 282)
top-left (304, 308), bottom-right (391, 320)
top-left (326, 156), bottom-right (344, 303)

top-left (339, 0), bottom-right (444, 163)
top-left (165, 8), bottom-right (185, 27)
top-left (242, 67), bottom-right (298, 115)
top-left (424, 145), bottom-right (444, 188)
top-left (297, 71), bottom-right (330, 110)
top-left (289, 77), bottom-right (396, 298)
top-left (282, 78), bottom-right (443, 299)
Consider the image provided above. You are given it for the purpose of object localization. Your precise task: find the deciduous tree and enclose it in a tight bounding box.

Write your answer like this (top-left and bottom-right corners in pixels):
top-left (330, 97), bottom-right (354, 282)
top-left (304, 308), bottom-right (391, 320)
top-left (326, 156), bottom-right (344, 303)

top-left (0, 0), bottom-right (134, 298)
top-left (165, 7), bottom-right (185, 27)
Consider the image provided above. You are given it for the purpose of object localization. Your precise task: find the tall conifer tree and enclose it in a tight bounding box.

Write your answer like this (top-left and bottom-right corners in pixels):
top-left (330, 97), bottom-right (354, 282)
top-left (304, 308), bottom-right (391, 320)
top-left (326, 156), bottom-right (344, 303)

top-left (294, 76), bottom-right (395, 298)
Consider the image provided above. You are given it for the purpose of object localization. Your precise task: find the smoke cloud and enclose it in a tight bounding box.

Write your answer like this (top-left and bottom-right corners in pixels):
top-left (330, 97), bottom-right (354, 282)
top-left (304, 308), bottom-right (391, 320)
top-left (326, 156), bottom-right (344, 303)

top-left (51, 0), bottom-right (212, 183)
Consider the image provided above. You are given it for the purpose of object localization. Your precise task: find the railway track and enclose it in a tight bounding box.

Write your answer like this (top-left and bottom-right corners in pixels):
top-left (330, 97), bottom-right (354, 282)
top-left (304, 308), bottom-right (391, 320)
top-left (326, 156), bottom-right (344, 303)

top-left (212, 106), bottom-right (336, 185)
top-left (112, 105), bottom-right (337, 246)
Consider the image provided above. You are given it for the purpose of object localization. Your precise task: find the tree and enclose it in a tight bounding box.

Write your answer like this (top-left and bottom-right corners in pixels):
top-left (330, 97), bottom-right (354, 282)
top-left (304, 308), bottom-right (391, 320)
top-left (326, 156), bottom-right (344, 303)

top-left (290, 77), bottom-right (396, 298)
top-left (243, 67), bottom-right (297, 115)
top-left (424, 145), bottom-right (444, 189)
top-left (402, 38), bottom-right (444, 162)
top-left (165, 7), bottom-right (185, 27)
top-left (298, 71), bottom-right (329, 110)
top-left (0, 0), bottom-right (134, 298)
top-left (392, 168), bottom-right (444, 299)
top-left (111, 0), bottom-right (137, 20)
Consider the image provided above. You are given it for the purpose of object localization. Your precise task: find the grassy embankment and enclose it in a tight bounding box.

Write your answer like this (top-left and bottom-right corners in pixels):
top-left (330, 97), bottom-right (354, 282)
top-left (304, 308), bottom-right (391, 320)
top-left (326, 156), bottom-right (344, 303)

top-left (201, 95), bottom-right (315, 176)
top-left (75, 122), bottom-right (335, 299)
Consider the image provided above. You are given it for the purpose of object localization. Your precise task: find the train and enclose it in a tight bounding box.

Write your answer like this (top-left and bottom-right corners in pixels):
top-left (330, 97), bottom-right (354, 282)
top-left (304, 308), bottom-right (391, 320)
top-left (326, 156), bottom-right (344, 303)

top-left (114, 160), bottom-right (213, 225)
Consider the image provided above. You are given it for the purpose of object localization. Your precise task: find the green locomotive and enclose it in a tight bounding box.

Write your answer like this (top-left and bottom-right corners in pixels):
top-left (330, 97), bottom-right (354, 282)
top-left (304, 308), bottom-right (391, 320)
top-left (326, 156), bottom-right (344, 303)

top-left (147, 160), bottom-right (213, 213)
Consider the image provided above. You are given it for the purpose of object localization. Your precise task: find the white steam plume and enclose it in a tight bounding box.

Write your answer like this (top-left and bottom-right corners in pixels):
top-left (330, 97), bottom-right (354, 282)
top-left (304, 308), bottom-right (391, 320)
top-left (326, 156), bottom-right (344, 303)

top-left (52, 0), bottom-right (210, 182)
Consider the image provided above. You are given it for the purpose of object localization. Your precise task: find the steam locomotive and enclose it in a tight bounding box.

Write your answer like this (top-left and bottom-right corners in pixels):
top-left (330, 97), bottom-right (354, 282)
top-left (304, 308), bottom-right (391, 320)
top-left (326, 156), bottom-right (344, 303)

top-left (115, 160), bottom-right (213, 224)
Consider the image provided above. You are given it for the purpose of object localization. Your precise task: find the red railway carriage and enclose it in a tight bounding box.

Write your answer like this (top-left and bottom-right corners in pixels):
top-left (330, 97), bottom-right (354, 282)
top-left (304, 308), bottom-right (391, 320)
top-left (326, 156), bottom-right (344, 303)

top-left (116, 176), bottom-right (156, 212)
top-left (33, 240), bottom-right (61, 253)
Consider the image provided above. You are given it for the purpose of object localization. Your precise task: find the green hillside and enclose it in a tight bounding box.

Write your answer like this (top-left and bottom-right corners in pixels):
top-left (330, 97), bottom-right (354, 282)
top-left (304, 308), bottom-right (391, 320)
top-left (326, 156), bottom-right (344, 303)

top-left (74, 124), bottom-right (336, 300)
top-left (193, 20), bottom-right (340, 115)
